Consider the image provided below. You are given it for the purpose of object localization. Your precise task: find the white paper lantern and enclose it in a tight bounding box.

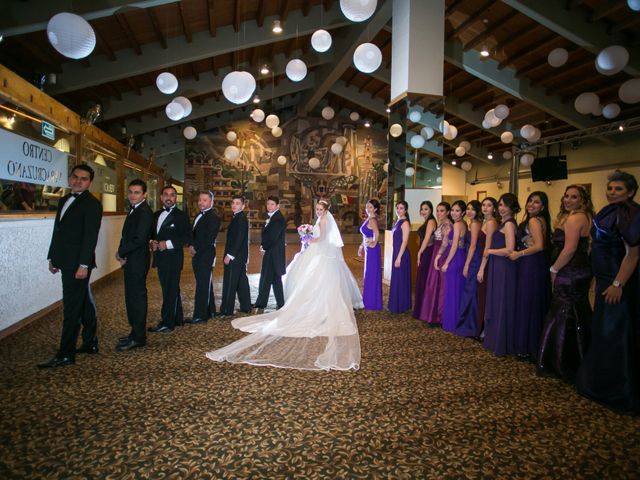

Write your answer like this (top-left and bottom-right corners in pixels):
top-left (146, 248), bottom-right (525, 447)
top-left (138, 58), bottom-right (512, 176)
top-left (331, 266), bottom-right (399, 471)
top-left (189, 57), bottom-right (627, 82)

top-left (619, 78), bottom-right (640, 104)
top-left (547, 48), bottom-right (568, 68)
top-left (308, 157), bottom-right (320, 169)
top-left (592, 104), bottom-right (603, 116)
top-left (459, 140), bottom-right (471, 152)
top-left (350, 111), bottom-right (360, 122)
top-left (271, 126), bottom-right (283, 137)
top-left (222, 71), bottom-right (256, 104)
top-left (520, 124), bottom-right (536, 140)
top-left (331, 143), bottom-right (344, 154)
top-left (277, 155), bottom-right (287, 165)
top-left (455, 146), bottom-right (466, 157)
top-left (173, 96), bottom-right (192, 118)
top-left (520, 153), bottom-right (535, 167)
top-left (389, 123), bottom-right (403, 137)
top-left (439, 120), bottom-right (449, 132)
top-left (574, 92), bottom-right (600, 114)
top-left (251, 108), bottom-right (265, 122)
top-left (321, 106), bottom-right (335, 120)
top-left (226, 131), bottom-right (237, 142)
top-left (410, 134), bottom-right (425, 149)
top-left (286, 59), bottom-right (308, 82)
top-left (481, 118), bottom-right (492, 129)
top-left (436, 176), bottom-right (442, 184)
top-left (461, 161), bottom-right (473, 172)
top-left (408, 110), bottom-right (422, 122)
top-left (340, 0), bottom-right (377, 22)
top-left (529, 128), bottom-right (542, 142)
top-left (183, 126), bottom-right (197, 140)
top-left (336, 136), bottom-right (348, 146)
top-left (224, 145), bottom-right (240, 161)
top-left (495, 104), bottom-right (510, 120)
top-left (602, 103), bottom-right (621, 119)
top-left (165, 102), bottom-right (184, 121)
top-left (353, 43), bottom-right (382, 73)
top-left (265, 114), bottom-right (280, 128)
top-left (444, 125), bottom-right (458, 140)
top-left (47, 12), bottom-right (96, 60)
top-left (596, 46), bottom-right (629, 76)
top-left (311, 29), bottom-right (332, 52)
top-left (421, 127), bottom-right (435, 139)
top-left (500, 131), bottom-right (514, 144)
top-left (156, 72), bottom-right (179, 94)
top-left (503, 151), bottom-right (513, 160)
top-left (405, 167), bottom-right (415, 177)
top-left (629, 0), bottom-right (640, 11)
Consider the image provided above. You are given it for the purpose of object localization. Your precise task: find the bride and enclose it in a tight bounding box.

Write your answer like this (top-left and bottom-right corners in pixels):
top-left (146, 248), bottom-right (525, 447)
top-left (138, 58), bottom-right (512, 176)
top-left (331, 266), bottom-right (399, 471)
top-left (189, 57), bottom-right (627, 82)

top-left (206, 199), bottom-right (364, 371)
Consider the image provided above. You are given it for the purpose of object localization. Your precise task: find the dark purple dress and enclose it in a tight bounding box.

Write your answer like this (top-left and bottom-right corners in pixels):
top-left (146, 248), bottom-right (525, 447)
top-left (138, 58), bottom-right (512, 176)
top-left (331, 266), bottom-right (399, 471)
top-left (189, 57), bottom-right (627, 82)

top-left (456, 225), bottom-right (482, 337)
top-left (483, 219), bottom-right (517, 356)
top-left (442, 225), bottom-right (466, 333)
top-left (388, 218), bottom-right (412, 313)
top-left (476, 229), bottom-right (487, 337)
top-left (513, 220), bottom-right (551, 360)
top-left (413, 221), bottom-right (435, 319)
top-left (537, 228), bottom-right (592, 383)
top-left (418, 223), bottom-right (448, 324)
top-left (360, 219), bottom-right (382, 310)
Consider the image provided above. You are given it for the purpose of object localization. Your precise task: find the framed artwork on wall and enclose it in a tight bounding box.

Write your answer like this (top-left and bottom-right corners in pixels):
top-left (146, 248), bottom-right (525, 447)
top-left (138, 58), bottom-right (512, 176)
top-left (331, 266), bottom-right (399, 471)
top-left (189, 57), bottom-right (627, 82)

top-left (476, 190), bottom-right (487, 201)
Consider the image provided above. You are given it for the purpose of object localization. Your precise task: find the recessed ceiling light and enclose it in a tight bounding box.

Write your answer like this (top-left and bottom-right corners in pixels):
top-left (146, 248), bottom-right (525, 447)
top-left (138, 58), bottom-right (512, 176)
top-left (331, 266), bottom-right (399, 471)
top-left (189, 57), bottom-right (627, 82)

top-left (480, 45), bottom-right (490, 57)
top-left (487, 152), bottom-right (493, 160)
top-left (364, 120), bottom-right (371, 127)
top-left (272, 20), bottom-right (283, 34)
top-left (260, 64), bottom-right (270, 75)
top-left (386, 107), bottom-right (391, 113)
top-left (451, 159), bottom-right (457, 165)
top-left (253, 95), bottom-right (260, 104)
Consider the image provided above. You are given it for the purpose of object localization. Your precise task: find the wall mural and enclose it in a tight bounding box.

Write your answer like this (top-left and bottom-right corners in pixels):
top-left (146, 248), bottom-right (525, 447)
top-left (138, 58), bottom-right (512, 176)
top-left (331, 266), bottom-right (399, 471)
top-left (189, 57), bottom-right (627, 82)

top-left (184, 115), bottom-right (388, 233)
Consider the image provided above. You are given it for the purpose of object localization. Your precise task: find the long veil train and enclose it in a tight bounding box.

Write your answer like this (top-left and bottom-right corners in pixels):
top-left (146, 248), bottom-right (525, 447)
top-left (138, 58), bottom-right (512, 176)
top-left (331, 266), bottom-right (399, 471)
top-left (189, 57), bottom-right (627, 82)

top-left (206, 212), bottom-right (364, 371)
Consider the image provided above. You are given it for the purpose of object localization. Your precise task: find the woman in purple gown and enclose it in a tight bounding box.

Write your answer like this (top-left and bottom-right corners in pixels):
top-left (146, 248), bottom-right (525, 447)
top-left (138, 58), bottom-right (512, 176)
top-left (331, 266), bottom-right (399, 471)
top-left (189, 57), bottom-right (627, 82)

top-left (441, 200), bottom-right (468, 333)
top-left (389, 200), bottom-right (412, 313)
top-left (456, 200), bottom-right (482, 337)
top-left (537, 185), bottom-right (594, 383)
top-left (418, 202), bottom-right (452, 325)
top-left (358, 199), bottom-right (382, 310)
top-left (413, 201), bottom-right (437, 319)
top-left (483, 193), bottom-right (519, 356)
top-left (476, 198), bottom-right (499, 338)
top-left (508, 192), bottom-right (551, 361)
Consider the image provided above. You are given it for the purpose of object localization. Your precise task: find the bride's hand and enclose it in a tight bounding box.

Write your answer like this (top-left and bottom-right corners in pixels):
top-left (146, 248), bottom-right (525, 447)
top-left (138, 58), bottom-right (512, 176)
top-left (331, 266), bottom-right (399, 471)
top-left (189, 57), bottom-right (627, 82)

top-left (357, 245), bottom-right (364, 257)
top-left (394, 258), bottom-right (401, 268)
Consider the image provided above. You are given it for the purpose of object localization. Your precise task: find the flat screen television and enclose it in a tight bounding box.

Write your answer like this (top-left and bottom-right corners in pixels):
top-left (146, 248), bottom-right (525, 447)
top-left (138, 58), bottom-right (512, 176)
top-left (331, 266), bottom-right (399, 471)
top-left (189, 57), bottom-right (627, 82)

top-left (530, 156), bottom-right (568, 182)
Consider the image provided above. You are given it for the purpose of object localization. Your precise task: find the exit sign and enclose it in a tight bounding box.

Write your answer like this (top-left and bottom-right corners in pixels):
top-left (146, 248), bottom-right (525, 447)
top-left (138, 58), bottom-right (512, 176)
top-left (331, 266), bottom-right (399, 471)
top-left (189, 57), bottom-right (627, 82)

top-left (41, 121), bottom-right (55, 140)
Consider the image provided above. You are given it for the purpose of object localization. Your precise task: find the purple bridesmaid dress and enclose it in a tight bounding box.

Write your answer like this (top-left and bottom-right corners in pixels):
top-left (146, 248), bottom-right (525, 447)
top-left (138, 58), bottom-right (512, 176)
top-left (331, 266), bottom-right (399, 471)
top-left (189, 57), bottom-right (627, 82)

top-left (417, 223), bottom-right (448, 324)
top-left (483, 219), bottom-right (518, 356)
top-left (360, 219), bottom-right (382, 310)
top-left (388, 218), bottom-right (412, 313)
top-left (455, 228), bottom-right (482, 337)
top-left (413, 222), bottom-right (435, 319)
top-left (476, 230), bottom-right (487, 336)
top-left (442, 225), bottom-right (466, 333)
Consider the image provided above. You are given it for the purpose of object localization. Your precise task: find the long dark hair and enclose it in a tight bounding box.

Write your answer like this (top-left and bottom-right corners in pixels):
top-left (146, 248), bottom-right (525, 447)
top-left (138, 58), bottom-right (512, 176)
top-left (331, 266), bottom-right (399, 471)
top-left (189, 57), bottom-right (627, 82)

top-left (498, 193), bottom-right (520, 222)
top-left (437, 201), bottom-right (453, 223)
top-left (368, 198), bottom-right (381, 216)
top-left (522, 191), bottom-right (551, 248)
top-left (481, 197), bottom-right (499, 221)
top-left (467, 200), bottom-right (482, 221)
top-left (396, 200), bottom-right (410, 223)
top-left (451, 200), bottom-right (467, 221)
top-left (420, 200), bottom-right (436, 225)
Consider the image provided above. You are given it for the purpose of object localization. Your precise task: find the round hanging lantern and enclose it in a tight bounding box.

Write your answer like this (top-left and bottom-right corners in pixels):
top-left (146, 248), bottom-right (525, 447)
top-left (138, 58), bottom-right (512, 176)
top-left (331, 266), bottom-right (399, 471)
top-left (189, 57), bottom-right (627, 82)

top-left (436, 176), bottom-right (442, 184)
top-left (500, 131), bottom-right (514, 143)
top-left (529, 128), bottom-right (542, 142)
top-left (574, 92), bottom-right (600, 114)
top-left (547, 48), bottom-right (568, 68)
top-left (277, 155), bottom-right (287, 166)
top-left (265, 114), bottom-right (280, 128)
top-left (455, 146), bottom-right (466, 157)
top-left (629, 0), bottom-right (640, 11)
top-left (336, 136), bottom-right (348, 146)
top-left (408, 110), bottom-right (422, 122)
top-left (224, 145), bottom-right (240, 161)
top-left (353, 43), bottom-right (382, 73)
top-left (461, 161), bottom-right (473, 172)
top-left (156, 72), bottom-right (179, 95)
top-left (271, 126), bottom-right (283, 138)
top-left (405, 167), bottom-right (415, 177)
top-left (503, 151), bottom-right (513, 160)
top-left (459, 140), bottom-right (471, 151)
top-left (596, 46), bottom-right (629, 76)
top-left (183, 126), bottom-right (197, 140)
top-left (520, 153), bottom-right (535, 167)
top-left (485, 110), bottom-right (501, 127)
top-left (226, 131), bottom-right (237, 142)
top-left (481, 118), bottom-right (492, 129)
top-left (321, 106), bottom-right (335, 120)
top-left (410, 134), bottom-right (425, 149)
top-left (602, 103), bottom-right (621, 119)
top-left (165, 102), bottom-right (184, 121)
top-left (173, 97), bottom-right (192, 118)
top-left (443, 125), bottom-right (458, 140)
top-left (389, 123), bottom-right (403, 137)
top-left (340, 0), bottom-right (377, 22)
top-left (311, 29), bottom-right (332, 53)
top-left (439, 120), bottom-right (449, 132)
top-left (331, 143), bottom-right (343, 154)
top-left (308, 157), bottom-right (320, 169)
top-left (494, 104), bottom-right (510, 120)
top-left (619, 78), bottom-right (640, 104)
top-left (222, 71), bottom-right (256, 104)
top-left (251, 108), bottom-right (265, 122)
top-left (592, 104), bottom-right (603, 116)
top-left (519, 124), bottom-right (536, 140)
top-left (47, 12), bottom-right (96, 60)
top-left (285, 59), bottom-right (308, 82)
top-left (421, 127), bottom-right (435, 139)
top-left (350, 111), bottom-right (360, 121)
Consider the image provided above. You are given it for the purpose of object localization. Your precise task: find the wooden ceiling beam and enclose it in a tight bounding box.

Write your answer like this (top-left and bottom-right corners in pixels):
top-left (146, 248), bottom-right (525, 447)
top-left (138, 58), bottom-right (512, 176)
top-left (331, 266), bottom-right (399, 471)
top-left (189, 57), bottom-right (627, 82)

top-left (250, 47), bottom-right (260, 68)
top-left (446, 0), bottom-right (495, 41)
top-left (114, 13), bottom-right (142, 56)
top-left (590, 3), bottom-right (626, 23)
top-left (178, 2), bottom-right (193, 43)
top-left (497, 32), bottom-right (557, 70)
top-left (530, 59), bottom-right (589, 87)
top-left (302, 1), bottom-right (312, 16)
top-left (94, 28), bottom-right (117, 61)
top-left (191, 63), bottom-right (199, 82)
top-left (464, 11), bottom-right (519, 51)
top-left (211, 57), bottom-right (218, 76)
top-left (148, 9), bottom-right (168, 50)
top-left (280, 0), bottom-right (291, 23)
top-left (359, 77), bottom-right (377, 94)
top-left (234, 0), bottom-right (241, 32)
top-left (207, 0), bottom-right (216, 37)
top-left (126, 77), bottom-right (142, 96)
top-left (611, 15), bottom-right (640, 34)
top-left (372, 83), bottom-right (387, 99)
top-left (344, 69), bottom-right (359, 87)
top-left (257, 0), bottom-right (267, 27)
top-left (445, 0), bottom-right (465, 16)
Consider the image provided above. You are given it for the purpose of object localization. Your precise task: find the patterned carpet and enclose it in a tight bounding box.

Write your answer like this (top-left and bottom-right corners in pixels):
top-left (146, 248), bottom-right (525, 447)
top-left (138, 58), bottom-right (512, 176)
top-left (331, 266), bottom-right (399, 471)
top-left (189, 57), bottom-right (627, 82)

top-left (1, 245), bottom-right (639, 479)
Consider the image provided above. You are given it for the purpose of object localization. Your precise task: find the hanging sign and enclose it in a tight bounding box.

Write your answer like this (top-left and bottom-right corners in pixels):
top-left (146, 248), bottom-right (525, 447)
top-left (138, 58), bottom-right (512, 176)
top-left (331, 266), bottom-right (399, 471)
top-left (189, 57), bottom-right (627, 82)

top-left (41, 121), bottom-right (55, 141)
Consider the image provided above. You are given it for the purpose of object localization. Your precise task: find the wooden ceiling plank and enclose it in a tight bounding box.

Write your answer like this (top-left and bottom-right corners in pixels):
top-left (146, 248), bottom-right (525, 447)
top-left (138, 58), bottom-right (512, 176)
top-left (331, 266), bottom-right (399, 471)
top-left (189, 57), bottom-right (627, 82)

top-left (446, 0), bottom-right (496, 42)
top-left (114, 12), bottom-right (142, 56)
top-left (148, 9), bottom-right (168, 49)
top-left (611, 15), bottom-right (640, 34)
top-left (464, 11), bottom-right (519, 51)
top-left (94, 28), bottom-right (117, 61)
top-left (234, 0), bottom-right (241, 33)
top-left (280, 0), bottom-right (291, 23)
top-left (590, 3), bottom-right (626, 23)
top-left (497, 32), bottom-right (557, 70)
top-left (257, 0), bottom-right (267, 27)
top-left (179, 2), bottom-right (193, 43)
top-left (207, 0), bottom-right (216, 37)
top-left (445, 0), bottom-right (465, 16)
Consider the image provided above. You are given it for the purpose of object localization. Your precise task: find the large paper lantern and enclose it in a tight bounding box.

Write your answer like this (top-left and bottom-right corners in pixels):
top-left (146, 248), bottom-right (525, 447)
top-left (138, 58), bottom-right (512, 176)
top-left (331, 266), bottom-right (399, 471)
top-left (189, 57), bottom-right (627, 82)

top-left (485, 109), bottom-right (501, 127)
top-left (389, 123), bottom-right (403, 137)
top-left (619, 78), bottom-right (640, 104)
top-left (495, 104), bottom-right (510, 120)
top-left (520, 153), bottom-right (534, 167)
top-left (443, 125), bottom-right (458, 140)
top-left (602, 103), bottom-right (621, 119)
top-left (574, 92), bottom-right (600, 114)
top-left (165, 102), bottom-right (184, 121)
top-left (286, 59), bottom-right (307, 82)
top-left (271, 126), bottom-right (283, 138)
top-left (226, 131), bottom-right (237, 142)
top-left (629, 0), bottom-right (640, 11)
top-left (421, 127), bottom-right (435, 139)
top-left (156, 72), bottom-right (179, 94)
top-left (308, 157), bottom-right (320, 169)
top-left (353, 43), bottom-right (382, 73)
top-left (311, 29), bottom-right (332, 53)
top-left (547, 48), bottom-right (568, 68)
top-left (350, 111), bottom-right (360, 121)
top-left (500, 131), bottom-right (514, 143)
top-left (265, 114), bottom-right (280, 128)
top-left (222, 71), bottom-right (256, 104)
top-left (277, 155), bottom-right (287, 165)
top-left (503, 151), bottom-right (513, 160)
top-left (321, 106), bottom-right (335, 120)
top-left (251, 108), bottom-right (265, 122)
top-left (331, 143), bottom-right (343, 154)
top-left (529, 128), bottom-right (542, 142)
top-left (224, 146), bottom-right (240, 161)
top-left (336, 136), bottom-right (348, 146)
top-left (173, 96), bottom-right (192, 118)
top-left (183, 126), bottom-right (197, 140)
top-left (405, 167), bottom-right (415, 177)
top-left (47, 12), bottom-right (96, 60)
top-left (461, 161), bottom-right (473, 172)
top-left (455, 146), bottom-right (466, 157)
top-left (481, 118), bottom-right (491, 129)
top-left (340, 0), bottom-right (377, 22)
top-left (596, 46), bottom-right (629, 76)
top-left (520, 124), bottom-right (536, 140)
top-left (408, 110), bottom-right (422, 122)
top-left (410, 134), bottom-right (425, 149)
top-left (459, 140), bottom-right (471, 152)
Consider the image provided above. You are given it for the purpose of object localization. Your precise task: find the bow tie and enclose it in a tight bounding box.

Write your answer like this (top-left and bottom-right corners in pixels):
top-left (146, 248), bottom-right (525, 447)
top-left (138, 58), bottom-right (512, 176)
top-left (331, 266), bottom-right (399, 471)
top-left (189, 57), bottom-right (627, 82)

top-left (70, 193), bottom-right (80, 198)
top-left (200, 210), bottom-right (206, 215)
top-left (163, 207), bottom-right (173, 212)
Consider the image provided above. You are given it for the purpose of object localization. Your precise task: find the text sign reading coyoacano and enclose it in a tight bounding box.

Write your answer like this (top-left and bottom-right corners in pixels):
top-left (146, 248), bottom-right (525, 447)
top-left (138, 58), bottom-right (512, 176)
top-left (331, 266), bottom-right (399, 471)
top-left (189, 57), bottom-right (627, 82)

top-left (0, 128), bottom-right (68, 187)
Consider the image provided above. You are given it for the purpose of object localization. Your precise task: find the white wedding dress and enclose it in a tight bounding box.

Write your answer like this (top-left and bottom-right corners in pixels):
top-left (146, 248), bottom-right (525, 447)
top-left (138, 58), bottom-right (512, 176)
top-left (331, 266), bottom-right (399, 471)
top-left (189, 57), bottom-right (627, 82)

top-left (206, 212), bottom-right (364, 371)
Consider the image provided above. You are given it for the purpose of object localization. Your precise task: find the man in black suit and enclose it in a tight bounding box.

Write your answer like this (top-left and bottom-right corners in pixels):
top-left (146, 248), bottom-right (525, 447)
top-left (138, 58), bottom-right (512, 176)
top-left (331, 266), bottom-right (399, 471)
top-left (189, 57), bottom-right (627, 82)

top-left (253, 196), bottom-right (286, 313)
top-left (115, 179), bottom-right (154, 351)
top-left (186, 191), bottom-right (221, 324)
top-left (220, 195), bottom-right (251, 316)
top-left (38, 165), bottom-right (103, 368)
top-left (148, 185), bottom-right (191, 333)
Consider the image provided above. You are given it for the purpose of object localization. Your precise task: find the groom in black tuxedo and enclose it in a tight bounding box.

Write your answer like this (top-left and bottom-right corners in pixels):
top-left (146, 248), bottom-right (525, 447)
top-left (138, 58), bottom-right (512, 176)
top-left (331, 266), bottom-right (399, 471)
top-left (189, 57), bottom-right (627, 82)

top-left (38, 165), bottom-right (103, 368)
top-left (186, 191), bottom-right (221, 324)
top-left (253, 196), bottom-right (286, 313)
top-left (220, 195), bottom-right (251, 316)
top-left (115, 179), bottom-right (153, 351)
top-left (149, 185), bottom-right (191, 333)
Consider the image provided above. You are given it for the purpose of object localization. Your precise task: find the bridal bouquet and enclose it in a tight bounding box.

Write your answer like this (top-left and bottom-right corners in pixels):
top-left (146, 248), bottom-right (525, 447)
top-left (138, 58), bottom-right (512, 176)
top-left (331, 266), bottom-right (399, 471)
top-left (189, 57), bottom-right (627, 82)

top-left (297, 224), bottom-right (314, 250)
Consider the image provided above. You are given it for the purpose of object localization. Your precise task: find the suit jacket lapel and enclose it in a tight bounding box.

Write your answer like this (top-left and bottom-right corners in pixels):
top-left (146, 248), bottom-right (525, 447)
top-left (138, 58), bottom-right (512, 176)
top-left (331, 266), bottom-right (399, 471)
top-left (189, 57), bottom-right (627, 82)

top-left (160, 208), bottom-right (175, 230)
top-left (60, 192), bottom-right (84, 223)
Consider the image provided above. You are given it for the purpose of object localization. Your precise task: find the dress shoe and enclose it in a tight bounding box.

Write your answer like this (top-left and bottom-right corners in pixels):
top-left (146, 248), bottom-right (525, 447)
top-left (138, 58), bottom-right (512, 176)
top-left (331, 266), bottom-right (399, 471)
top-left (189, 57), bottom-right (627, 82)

top-left (75, 345), bottom-right (99, 354)
top-left (37, 356), bottom-right (75, 368)
top-left (148, 325), bottom-right (174, 333)
top-left (116, 339), bottom-right (145, 352)
top-left (118, 336), bottom-right (131, 344)
top-left (252, 307), bottom-right (264, 315)
top-left (186, 317), bottom-right (208, 324)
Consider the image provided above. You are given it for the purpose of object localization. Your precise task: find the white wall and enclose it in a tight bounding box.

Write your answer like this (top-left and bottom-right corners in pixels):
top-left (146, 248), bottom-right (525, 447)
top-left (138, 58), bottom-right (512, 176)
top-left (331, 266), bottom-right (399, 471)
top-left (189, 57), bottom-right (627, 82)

top-left (0, 215), bottom-right (125, 332)
top-left (405, 188), bottom-right (442, 228)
